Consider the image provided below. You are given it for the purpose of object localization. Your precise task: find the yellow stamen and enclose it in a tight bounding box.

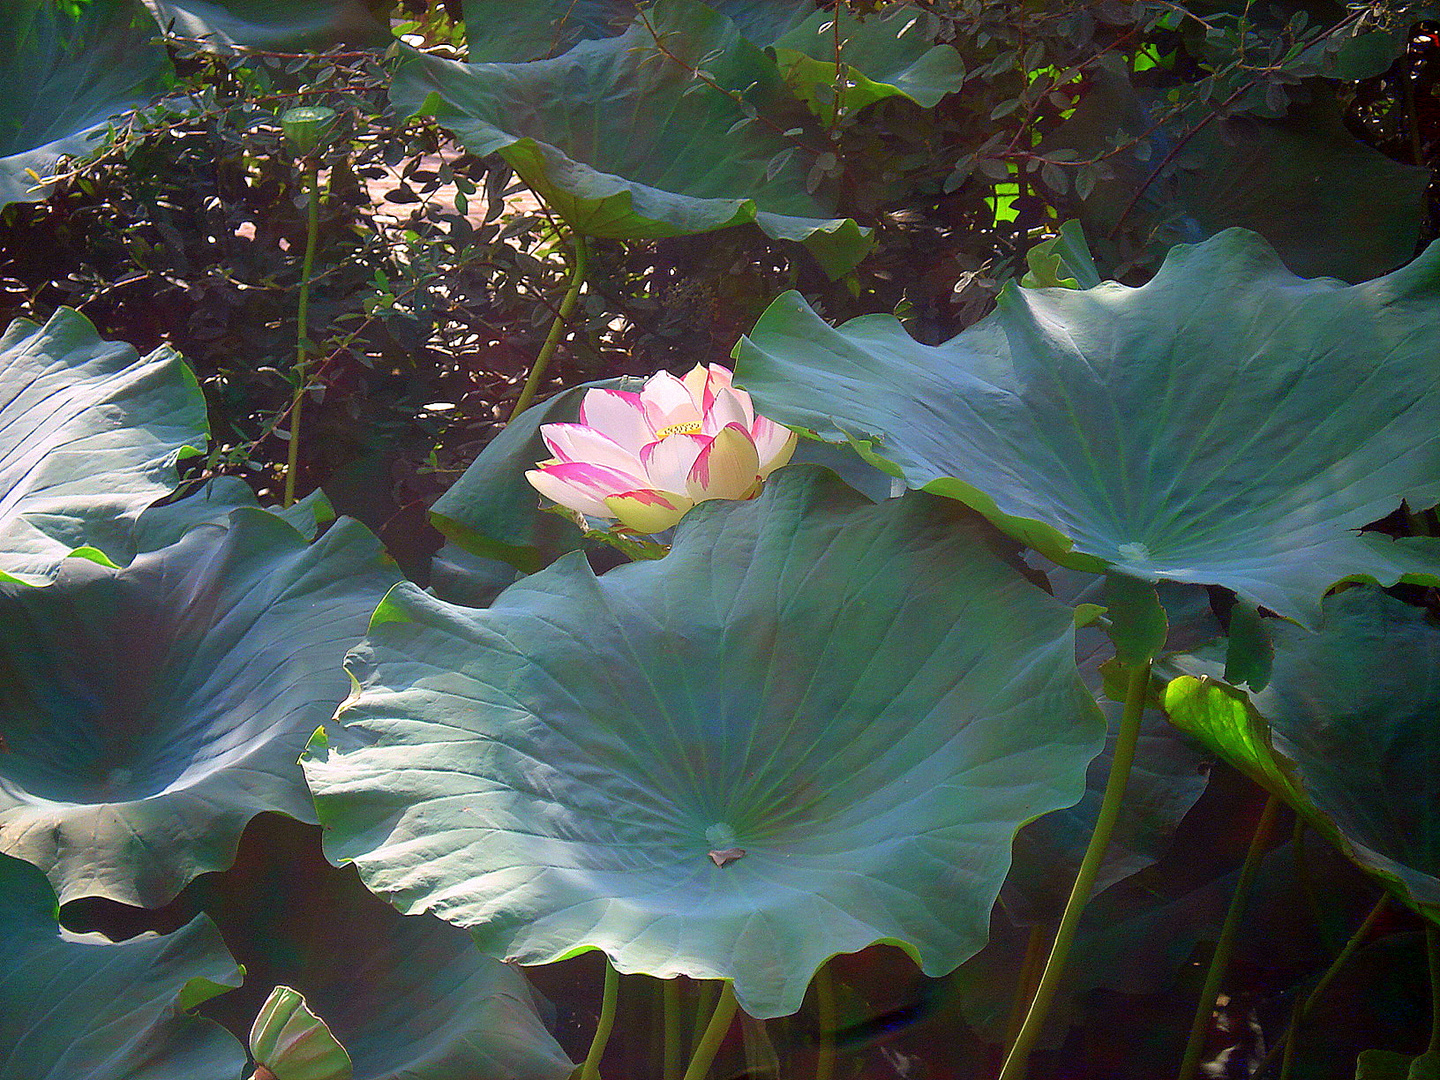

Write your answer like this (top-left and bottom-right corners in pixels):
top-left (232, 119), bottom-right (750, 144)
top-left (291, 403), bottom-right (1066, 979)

top-left (655, 420), bottom-right (701, 439)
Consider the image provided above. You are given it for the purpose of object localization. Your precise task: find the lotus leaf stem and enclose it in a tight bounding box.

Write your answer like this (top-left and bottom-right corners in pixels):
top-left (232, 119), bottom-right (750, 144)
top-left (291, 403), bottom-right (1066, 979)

top-left (682, 981), bottom-right (739, 1080)
top-left (664, 979), bottom-right (683, 1080)
top-left (1002, 926), bottom-right (1051, 1054)
top-left (1176, 793), bottom-right (1281, 1080)
top-left (580, 958), bottom-right (620, 1080)
top-left (284, 160), bottom-right (322, 508)
top-left (692, 980), bottom-right (719, 1049)
top-left (1268, 892), bottom-right (1389, 1078)
top-left (815, 962), bottom-right (836, 1080)
top-left (996, 659), bottom-right (1152, 1080)
top-left (1427, 923), bottom-right (1440, 1056)
top-left (509, 231), bottom-right (589, 420)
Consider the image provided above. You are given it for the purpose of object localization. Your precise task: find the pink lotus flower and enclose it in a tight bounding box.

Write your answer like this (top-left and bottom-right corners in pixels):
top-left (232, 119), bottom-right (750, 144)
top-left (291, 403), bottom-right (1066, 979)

top-left (526, 364), bottom-right (798, 534)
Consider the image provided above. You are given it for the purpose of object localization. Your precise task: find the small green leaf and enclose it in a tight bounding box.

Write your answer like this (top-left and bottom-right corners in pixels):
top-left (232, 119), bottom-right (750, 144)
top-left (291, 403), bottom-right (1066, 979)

top-left (1223, 603), bottom-right (1273, 690)
top-left (1103, 573), bottom-right (1167, 666)
top-left (250, 987), bottom-right (353, 1080)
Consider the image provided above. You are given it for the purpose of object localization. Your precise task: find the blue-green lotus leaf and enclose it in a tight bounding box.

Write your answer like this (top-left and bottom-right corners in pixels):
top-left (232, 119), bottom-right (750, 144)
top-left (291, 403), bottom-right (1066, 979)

top-left (772, 4), bottom-right (964, 113)
top-left (189, 814), bottom-right (574, 1080)
top-left (140, 0), bottom-right (391, 51)
top-left (0, 309), bottom-right (208, 585)
top-left (392, 0), bottom-right (872, 278)
top-left (1164, 587), bottom-right (1440, 918)
top-left (305, 466), bottom-right (1105, 1019)
top-left (734, 229), bottom-right (1440, 626)
top-left (0, 510), bottom-right (401, 907)
top-left (0, 1), bottom-right (173, 209)
top-left (133, 476), bottom-right (334, 552)
top-left (0, 852), bottom-right (245, 1080)
top-left (462, 0), bottom-right (815, 60)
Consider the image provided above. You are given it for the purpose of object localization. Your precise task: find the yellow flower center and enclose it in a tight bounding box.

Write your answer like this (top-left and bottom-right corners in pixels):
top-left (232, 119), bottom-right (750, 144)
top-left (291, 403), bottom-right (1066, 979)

top-left (654, 420), bottom-right (702, 439)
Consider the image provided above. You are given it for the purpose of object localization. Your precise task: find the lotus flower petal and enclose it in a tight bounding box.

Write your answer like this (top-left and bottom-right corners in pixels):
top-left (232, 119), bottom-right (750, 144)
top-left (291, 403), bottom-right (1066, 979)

top-left (640, 371), bottom-right (702, 434)
top-left (604, 489), bottom-right (693, 533)
top-left (640, 433), bottom-right (709, 492)
top-left (541, 422), bottom-right (645, 474)
top-left (577, 387), bottom-right (651, 447)
top-left (526, 460), bottom-right (646, 518)
top-left (752, 416), bottom-right (799, 477)
top-left (688, 423), bottom-right (762, 501)
top-left (701, 386), bottom-right (755, 435)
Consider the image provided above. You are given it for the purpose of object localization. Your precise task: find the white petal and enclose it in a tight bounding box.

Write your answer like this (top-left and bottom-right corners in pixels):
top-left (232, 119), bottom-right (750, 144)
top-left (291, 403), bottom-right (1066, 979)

top-left (751, 418), bottom-right (798, 476)
top-left (640, 370), bottom-right (701, 432)
top-left (640, 433), bottom-right (707, 492)
top-left (527, 467), bottom-right (613, 517)
top-left (701, 387), bottom-right (753, 435)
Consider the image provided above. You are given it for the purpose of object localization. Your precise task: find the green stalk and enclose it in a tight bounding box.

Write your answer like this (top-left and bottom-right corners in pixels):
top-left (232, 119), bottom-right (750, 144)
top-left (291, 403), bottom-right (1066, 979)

top-left (1268, 893), bottom-right (1389, 1079)
top-left (692, 980), bottom-right (719, 1051)
top-left (284, 159), bottom-right (322, 508)
top-left (508, 231), bottom-right (589, 420)
top-left (664, 979), bottom-right (683, 1080)
top-left (682, 981), bottom-right (739, 1080)
top-left (1002, 927), bottom-right (1051, 1054)
top-left (1176, 794), bottom-right (1281, 1080)
top-left (580, 959), bottom-right (619, 1080)
top-left (996, 659), bottom-right (1153, 1080)
top-left (815, 962), bottom-right (836, 1080)
top-left (1426, 923), bottom-right (1440, 1056)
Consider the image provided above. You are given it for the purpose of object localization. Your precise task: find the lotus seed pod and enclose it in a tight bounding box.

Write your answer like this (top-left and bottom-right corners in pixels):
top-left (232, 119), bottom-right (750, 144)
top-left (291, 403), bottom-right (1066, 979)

top-left (280, 106), bottom-right (337, 154)
top-left (249, 985), bottom-right (352, 1080)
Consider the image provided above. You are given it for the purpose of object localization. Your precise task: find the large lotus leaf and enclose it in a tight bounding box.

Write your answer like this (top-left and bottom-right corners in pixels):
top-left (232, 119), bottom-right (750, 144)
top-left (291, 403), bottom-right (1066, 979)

top-left (462, 0), bottom-right (816, 60)
top-left (0, 309), bottom-right (208, 585)
top-left (733, 228), bottom-right (1440, 627)
top-left (176, 814), bottom-right (573, 1080)
top-left (0, 509), bottom-right (401, 907)
top-left (392, 0), bottom-right (872, 277)
top-left (1164, 587), bottom-right (1440, 918)
top-left (140, 0), bottom-right (391, 51)
top-left (304, 466), bottom-right (1105, 1019)
top-left (1049, 72), bottom-right (1428, 282)
top-left (1001, 562), bottom-right (1212, 925)
top-left (132, 476), bottom-right (334, 552)
top-left (0, 853), bottom-right (245, 1080)
top-left (0, 1), bottom-right (173, 209)
top-left (772, 4), bottom-right (964, 113)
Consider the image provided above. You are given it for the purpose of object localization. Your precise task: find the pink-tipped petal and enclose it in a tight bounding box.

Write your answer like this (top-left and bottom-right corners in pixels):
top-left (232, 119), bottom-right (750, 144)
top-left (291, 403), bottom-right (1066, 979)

top-left (700, 386), bottom-right (753, 435)
top-left (702, 364), bottom-right (734, 409)
top-left (527, 467), bottom-right (614, 518)
top-left (640, 370), bottom-right (702, 433)
top-left (542, 422), bottom-right (646, 474)
top-left (578, 388), bottom-right (652, 447)
top-left (604, 489), bottom-right (693, 533)
top-left (751, 417), bottom-right (798, 476)
top-left (687, 422), bottom-right (762, 502)
top-left (640, 432), bottom-right (708, 492)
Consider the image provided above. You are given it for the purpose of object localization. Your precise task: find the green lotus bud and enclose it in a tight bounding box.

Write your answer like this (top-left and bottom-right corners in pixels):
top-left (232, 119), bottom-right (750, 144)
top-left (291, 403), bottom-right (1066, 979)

top-left (280, 106), bottom-right (337, 155)
top-left (249, 985), bottom-right (352, 1080)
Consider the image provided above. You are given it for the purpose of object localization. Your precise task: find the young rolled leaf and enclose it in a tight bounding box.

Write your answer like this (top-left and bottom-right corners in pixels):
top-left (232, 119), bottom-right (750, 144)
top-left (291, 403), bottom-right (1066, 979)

top-left (0, 309), bottom-right (208, 585)
top-left (305, 466), bottom-right (1105, 1019)
top-left (392, 0), bottom-right (872, 277)
top-left (462, 0), bottom-right (816, 61)
top-left (249, 987), bottom-right (352, 1080)
top-left (771, 4), bottom-right (965, 114)
top-left (0, 0), bottom-right (173, 209)
top-left (1164, 587), bottom-right (1440, 918)
top-left (0, 510), bottom-right (401, 907)
top-left (140, 0), bottom-right (391, 51)
top-left (192, 814), bottom-right (576, 1080)
top-left (734, 228), bottom-right (1440, 626)
top-left (0, 852), bottom-right (245, 1080)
